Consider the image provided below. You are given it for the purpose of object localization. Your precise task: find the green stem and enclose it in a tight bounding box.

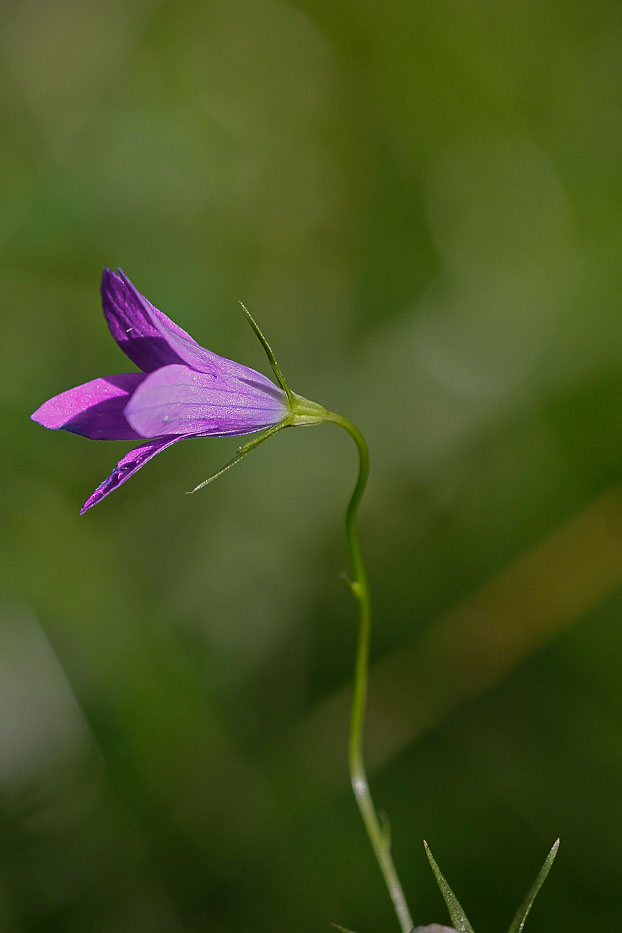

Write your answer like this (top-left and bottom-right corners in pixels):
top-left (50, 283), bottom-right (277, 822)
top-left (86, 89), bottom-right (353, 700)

top-left (325, 411), bottom-right (414, 933)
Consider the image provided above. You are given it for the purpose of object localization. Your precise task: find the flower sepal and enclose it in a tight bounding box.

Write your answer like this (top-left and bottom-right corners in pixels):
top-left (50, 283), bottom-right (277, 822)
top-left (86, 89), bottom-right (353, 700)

top-left (424, 838), bottom-right (560, 933)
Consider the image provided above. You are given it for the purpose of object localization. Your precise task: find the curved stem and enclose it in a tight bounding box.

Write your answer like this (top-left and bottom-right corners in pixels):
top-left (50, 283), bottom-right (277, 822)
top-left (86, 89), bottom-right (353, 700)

top-left (325, 411), bottom-right (414, 933)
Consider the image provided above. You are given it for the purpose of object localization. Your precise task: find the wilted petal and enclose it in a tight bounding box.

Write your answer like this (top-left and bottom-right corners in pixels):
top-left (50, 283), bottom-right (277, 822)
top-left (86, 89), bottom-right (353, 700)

top-left (124, 364), bottom-right (288, 438)
top-left (31, 373), bottom-right (145, 440)
top-left (80, 435), bottom-right (190, 513)
top-left (116, 270), bottom-right (282, 391)
top-left (101, 269), bottom-right (196, 372)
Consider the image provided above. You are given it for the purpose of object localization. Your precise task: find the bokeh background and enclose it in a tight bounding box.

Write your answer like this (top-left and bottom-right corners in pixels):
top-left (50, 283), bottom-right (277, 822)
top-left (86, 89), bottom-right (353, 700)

top-left (2, 0), bottom-right (622, 930)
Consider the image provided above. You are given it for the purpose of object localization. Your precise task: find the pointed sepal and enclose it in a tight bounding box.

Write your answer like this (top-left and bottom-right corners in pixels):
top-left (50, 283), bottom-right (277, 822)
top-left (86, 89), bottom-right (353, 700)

top-left (187, 421), bottom-right (288, 494)
top-left (424, 842), bottom-right (475, 933)
top-left (239, 301), bottom-right (295, 408)
top-left (507, 839), bottom-right (559, 933)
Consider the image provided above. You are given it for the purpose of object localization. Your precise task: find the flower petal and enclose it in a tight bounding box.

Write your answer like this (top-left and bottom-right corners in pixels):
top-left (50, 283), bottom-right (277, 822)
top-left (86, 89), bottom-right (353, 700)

top-left (31, 373), bottom-right (146, 440)
top-left (101, 269), bottom-right (197, 372)
top-left (124, 363), bottom-right (288, 438)
top-left (80, 435), bottom-right (190, 514)
top-left (116, 269), bottom-right (283, 391)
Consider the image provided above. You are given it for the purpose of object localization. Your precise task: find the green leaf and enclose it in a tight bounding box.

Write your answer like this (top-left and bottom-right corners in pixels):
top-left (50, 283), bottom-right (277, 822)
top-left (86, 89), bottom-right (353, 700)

top-left (424, 842), bottom-right (475, 933)
top-left (507, 839), bottom-right (560, 933)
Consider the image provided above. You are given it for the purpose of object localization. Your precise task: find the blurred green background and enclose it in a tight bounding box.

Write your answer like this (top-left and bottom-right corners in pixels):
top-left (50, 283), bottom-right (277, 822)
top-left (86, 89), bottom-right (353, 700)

top-left (2, 0), bottom-right (622, 930)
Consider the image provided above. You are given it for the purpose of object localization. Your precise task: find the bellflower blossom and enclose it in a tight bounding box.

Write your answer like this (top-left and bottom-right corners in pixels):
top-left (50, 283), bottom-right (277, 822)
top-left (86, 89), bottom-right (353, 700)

top-left (32, 270), bottom-right (323, 513)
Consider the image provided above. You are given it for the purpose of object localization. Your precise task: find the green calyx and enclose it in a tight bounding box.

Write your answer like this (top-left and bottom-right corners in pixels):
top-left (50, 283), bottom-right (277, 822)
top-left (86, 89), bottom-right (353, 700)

top-left (287, 391), bottom-right (330, 426)
top-left (188, 303), bottom-right (330, 495)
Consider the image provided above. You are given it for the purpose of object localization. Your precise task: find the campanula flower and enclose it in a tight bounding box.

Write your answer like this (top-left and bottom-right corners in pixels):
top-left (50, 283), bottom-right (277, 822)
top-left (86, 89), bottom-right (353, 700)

top-left (32, 269), bottom-right (325, 513)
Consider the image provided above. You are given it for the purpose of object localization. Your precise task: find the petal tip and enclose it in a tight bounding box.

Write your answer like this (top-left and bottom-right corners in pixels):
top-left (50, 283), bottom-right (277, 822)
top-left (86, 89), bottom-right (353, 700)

top-left (79, 494), bottom-right (99, 515)
top-left (31, 401), bottom-right (56, 430)
top-left (100, 266), bottom-right (118, 291)
top-left (79, 483), bottom-right (107, 514)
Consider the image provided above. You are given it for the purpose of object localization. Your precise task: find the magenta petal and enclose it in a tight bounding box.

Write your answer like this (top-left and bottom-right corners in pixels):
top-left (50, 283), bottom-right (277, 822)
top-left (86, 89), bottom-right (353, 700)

top-left (101, 269), bottom-right (196, 372)
top-left (31, 373), bottom-right (145, 440)
top-left (80, 435), bottom-right (190, 514)
top-left (116, 270), bottom-right (281, 391)
top-left (124, 364), bottom-right (288, 438)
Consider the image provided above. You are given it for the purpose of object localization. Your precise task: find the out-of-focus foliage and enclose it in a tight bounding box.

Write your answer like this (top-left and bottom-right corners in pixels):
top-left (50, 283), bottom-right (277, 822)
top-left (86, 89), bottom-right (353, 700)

top-left (2, 0), bottom-right (622, 930)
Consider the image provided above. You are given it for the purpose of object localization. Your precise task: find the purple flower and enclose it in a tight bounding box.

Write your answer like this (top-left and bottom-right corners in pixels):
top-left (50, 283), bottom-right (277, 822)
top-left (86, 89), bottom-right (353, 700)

top-left (32, 270), bottom-right (291, 513)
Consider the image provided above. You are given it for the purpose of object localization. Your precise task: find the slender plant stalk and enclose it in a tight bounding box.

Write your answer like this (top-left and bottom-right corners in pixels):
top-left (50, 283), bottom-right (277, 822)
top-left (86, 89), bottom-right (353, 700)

top-left (241, 305), bottom-right (413, 930)
top-left (325, 410), bottom-right (414, 933)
